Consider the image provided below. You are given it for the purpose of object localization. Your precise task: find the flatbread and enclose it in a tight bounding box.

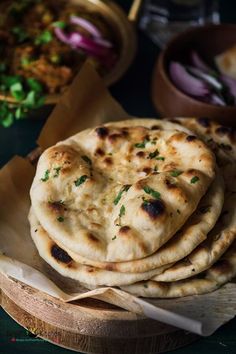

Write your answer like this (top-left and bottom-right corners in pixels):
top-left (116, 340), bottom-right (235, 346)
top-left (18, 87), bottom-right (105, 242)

top-left (147, 118), bottom-right (235, 282)
top-left (42, 169), bottom-right (224, 274)
top-left (30, 119), bottom-right (216, 262)
top-left (28, 208), bottom-right (172, 287)
top-left (153, 164), bottom-right (236, 281)
top-left (121, 240), bottom-right (236, 298)
top-left (168, 117), bottom-right (236, 164)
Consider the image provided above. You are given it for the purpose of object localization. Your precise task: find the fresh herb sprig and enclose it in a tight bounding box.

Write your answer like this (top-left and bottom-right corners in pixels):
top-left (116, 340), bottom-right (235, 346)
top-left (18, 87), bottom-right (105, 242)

top-left (143, 186), bottom-right (161, 199)
top-left (0, 73), bottom-right (45, 127)
top-left (113, 185), bottom-right (131, 205)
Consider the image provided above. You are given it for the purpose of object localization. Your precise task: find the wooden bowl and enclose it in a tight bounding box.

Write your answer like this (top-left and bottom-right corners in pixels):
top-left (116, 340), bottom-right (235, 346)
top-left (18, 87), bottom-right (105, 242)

top-left (152, 24), bottom-right (236, 127)
top-left (0, 0), bottom-right (137, 105)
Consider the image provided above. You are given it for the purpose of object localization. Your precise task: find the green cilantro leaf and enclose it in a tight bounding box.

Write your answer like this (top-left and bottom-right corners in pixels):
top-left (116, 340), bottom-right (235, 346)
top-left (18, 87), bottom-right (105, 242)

top-left (15, 107), bottom-right (27, 120)
top-left (35, 30), bottom-right (53, 45)
top-left (134, 138), bottom-right (149, 149)
top-left (112, 235), bottom-right (117, 240)
top-left (10, 82), bottom-right (25, 101)
top-left (119, 205), bottom-right (125, 217)
top-left (143, 186), bottom-right (161, 199)
top-left (52, 21), bottom-right (66, 29)
top-left (57, 216), bottom-right (64, 222)
top-left (190, 176), bottom-right (200, 184)
top-left (1, 75), bottom-right (22, 89)
top-left (26, 78), bottom-right (43, 93)
top-left (41, 169), bottom-right (50, 182)
top-left (74, 175), bottom-right (88, 187)
top-left (156, 156), bottom-right (165, 161)
top-left (23, 91), bottom-right (36, 107)
top-left (1, 112), bottom-right (14, 128)
top-left (170, 170), bottom-right (182, 177)
top-left (148, 149), bottom-right (159, 159)
top-left (113, 185), bottom-right (131, 205)
top-left (53, 167), bottom-right (61, 178)
top-left (82, 155), bottom-right (92, 165)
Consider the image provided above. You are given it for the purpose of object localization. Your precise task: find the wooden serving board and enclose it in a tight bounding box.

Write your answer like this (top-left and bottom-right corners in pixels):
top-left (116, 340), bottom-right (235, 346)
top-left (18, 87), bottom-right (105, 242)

top-left (0, 274), bottom-right (198, 354)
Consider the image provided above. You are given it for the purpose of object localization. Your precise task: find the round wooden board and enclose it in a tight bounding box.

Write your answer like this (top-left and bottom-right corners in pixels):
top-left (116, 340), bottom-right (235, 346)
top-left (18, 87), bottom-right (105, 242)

top-left (0, 274), bottom-right (198, 354)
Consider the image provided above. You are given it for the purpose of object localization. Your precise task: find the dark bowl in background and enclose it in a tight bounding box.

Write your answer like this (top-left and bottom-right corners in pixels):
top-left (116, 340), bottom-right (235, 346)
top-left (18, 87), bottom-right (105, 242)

top-left (152, 24), bottom-right (236, 127)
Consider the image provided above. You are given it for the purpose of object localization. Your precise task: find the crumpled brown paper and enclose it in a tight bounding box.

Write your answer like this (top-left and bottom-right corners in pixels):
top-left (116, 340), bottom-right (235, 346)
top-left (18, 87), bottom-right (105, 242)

top-left (0, 63), bottom-right (235, 336)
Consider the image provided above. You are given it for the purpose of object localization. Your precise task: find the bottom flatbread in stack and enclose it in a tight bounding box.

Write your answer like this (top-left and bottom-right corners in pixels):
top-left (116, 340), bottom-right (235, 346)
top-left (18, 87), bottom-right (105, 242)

top-left (28, 118), bottom-right (236, 298)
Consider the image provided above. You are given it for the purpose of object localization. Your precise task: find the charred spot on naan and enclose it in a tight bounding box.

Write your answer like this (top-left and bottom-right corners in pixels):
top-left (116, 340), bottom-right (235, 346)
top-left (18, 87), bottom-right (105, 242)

top-left (104, 263), bottom-right (117, 271)
top-left (103, 157), bottom-right (113, 165)
top-left (48, 200), bottom-right (65, 213)
top-left (150, 125), bottom-right (161, 130)
top-left (141, 199), bottom-right (165, 220)
top-left (86, 232), bottom-right (100, 243)
top-left (197, 117), bottom-right (211, 128)
top-left (47, 146), bottom-right (77, 167)
top-left (186, 135), bottom-right (197, 142)
top-left (136, 151), bottom-right (146, 158)
top-left (211, 259), bottom-right (233, 275)
top-left (164, 178), bottom-right (178, 189)
top-left (119, 226), bottom-right (131, 234)
top-left (95, 126), bottom-right (109, 139)
top-left (142, 167), bottom-right (152, 175)
top-left (95, 148), bottom-right (105, 156)
top-left (168, 118), bottom-right (182, 125)
top-left (51, 244), bottom-right (72, 264)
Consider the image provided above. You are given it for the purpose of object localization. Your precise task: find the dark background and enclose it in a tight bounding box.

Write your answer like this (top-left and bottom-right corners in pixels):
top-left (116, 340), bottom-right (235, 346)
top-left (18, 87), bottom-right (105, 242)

top-left (1, 1), bottom-right (236, 353)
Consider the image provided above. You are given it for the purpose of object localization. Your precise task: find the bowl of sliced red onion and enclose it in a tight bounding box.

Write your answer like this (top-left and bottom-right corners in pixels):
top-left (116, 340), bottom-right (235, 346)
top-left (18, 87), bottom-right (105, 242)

top-left (152, 24), bottom-right (236, 126)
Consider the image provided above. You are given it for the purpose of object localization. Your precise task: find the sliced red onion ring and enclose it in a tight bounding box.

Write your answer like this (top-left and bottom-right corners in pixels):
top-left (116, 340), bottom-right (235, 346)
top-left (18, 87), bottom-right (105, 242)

top-left (93, 37), bottom-right (113, 48)
top-left (209, 93), bottom-right (226, 106)
top-left (191, 51), bottom-right (211, 72)
top-left (70, 15), bottom-right (102, 39)
top-left (54, 27), bottom-right (71, 45)
top-left (69, 33), bottom-right (111, 57)
top-left (55, 27), bottom-right (111, 57)
top-left (221, 74), bottom-right (236, 98)
top-left (54, 24), bottom-right (115, 68)
top-left (169, 62), bottom-right (209, 97)
top-left (187, 66), bottom-right (222, 90)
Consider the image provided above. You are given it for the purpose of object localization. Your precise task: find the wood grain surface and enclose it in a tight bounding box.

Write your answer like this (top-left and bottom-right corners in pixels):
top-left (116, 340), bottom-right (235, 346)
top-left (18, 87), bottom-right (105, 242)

top-left (0, 273), bottom-right (198, 353)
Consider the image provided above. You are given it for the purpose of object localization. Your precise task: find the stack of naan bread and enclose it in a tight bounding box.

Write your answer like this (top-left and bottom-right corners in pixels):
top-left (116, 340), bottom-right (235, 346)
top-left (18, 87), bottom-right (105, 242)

top-left (29, 118), bottom-right (236, 298)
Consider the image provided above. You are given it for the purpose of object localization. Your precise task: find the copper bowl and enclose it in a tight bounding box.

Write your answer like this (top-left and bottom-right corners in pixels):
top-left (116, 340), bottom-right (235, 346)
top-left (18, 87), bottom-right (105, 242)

top-left (0, 0), bottom-right (137, 105)
top-left (152, 24), bottom-right (236, 127)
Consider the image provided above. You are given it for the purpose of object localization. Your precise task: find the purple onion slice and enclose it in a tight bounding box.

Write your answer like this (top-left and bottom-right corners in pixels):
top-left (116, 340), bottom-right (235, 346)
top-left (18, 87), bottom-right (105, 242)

top-left (70, 15), bottom-right (102, 39)
top-left (169, 62), bottom-right (209, 97)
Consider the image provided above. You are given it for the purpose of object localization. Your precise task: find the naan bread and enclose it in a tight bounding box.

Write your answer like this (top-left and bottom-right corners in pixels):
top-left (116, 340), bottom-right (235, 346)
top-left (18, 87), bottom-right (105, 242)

top-left (149, 119), bottom-right (236, 282)
top-left (42, 169), bottom-right (224, 274)
top-left (121, 240), bottom-right (236, 298)
top-left (153, 164), bottom-right (236, 281)
top-left (30, 119), bottom-right (215, 262)
top-left (168, 117), bottom-right (236, 164)
top-left (28, 208), bottom-right (172, 287)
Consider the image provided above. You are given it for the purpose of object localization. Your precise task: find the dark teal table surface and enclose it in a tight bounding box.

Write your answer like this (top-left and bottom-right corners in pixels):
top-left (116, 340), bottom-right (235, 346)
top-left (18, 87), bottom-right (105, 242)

top-left (1, 1), bottom-right (236, 353)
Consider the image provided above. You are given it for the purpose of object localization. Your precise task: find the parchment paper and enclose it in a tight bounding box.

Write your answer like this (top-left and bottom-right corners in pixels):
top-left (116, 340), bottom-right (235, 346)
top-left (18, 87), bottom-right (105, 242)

top-left (0, 63), bottom-right (235, 336)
